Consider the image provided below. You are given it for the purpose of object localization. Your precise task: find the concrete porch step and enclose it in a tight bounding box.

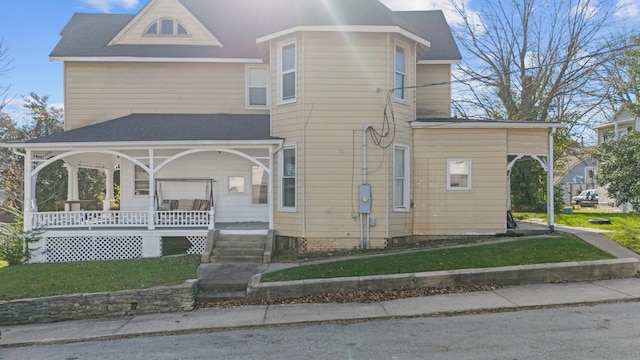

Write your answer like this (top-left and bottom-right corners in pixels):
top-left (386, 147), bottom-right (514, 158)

top-left (212, 248), bottom-right (265, 257)
top-left (210, 255), bottom-right (264, 263)
top-left (214, 240), bottom-right (266, 249)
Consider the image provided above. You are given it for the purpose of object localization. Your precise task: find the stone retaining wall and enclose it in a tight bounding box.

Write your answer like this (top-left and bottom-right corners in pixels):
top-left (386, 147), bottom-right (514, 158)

top-left (247, 258), bottom-right (640, 300)
top-left (0, 280), bottom-right (199, 326)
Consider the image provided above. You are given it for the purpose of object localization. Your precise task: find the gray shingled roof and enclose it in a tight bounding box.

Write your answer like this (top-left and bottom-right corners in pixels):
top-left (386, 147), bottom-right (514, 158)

top-left (23, 114), bottom-right (280, 144)
top-left (50, 0), bottom-right (460, 62)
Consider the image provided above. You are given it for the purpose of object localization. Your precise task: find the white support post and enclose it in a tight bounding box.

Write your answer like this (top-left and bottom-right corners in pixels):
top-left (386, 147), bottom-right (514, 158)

top-left (103, 168), bottom-right (114, 211)
top-left (547, 129), bottom-right (556, 230)
top-left (148, 149), bottom-right (156, 230)
top-left (24, 150), bottom-right (34, 233)
top-left (64, 163), bottom-right (79, 201)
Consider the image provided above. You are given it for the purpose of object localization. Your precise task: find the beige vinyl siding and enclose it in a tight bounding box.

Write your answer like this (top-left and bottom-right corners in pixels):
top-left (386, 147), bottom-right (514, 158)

top-left (416, 64), bottom-right (452, 118)
top-left (270, 35), bottom-right (304, 236)
top-left (270, 32), bottom-right (415, 244)
top-left (413, 128), bottom-right (507, 235)
top-left (507, 128), bottom-right (550, 155)
top-left (64, 62), bottom-right (266, 130)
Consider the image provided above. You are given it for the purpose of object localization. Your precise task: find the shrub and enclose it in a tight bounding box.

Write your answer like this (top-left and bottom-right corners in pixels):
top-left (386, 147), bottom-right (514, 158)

top-left (0, 205), bottom-right (40, 266)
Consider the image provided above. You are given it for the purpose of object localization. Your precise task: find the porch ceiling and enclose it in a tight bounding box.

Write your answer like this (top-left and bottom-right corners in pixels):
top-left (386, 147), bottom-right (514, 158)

top-left (6, 114), bottom-right (282, 149)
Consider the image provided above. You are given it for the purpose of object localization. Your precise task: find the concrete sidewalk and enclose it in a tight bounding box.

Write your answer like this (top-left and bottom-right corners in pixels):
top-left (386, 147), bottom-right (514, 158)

top-left (2, 278), bottom-right (640, 347)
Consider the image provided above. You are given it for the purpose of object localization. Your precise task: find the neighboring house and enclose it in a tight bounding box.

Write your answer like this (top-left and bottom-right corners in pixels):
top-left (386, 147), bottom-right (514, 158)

top-left (555, 145), bottom-right (597, 206)
top-left (0, 0), bottom-right (561, 263)
top-left (594, 107), bottom-right (639, 211)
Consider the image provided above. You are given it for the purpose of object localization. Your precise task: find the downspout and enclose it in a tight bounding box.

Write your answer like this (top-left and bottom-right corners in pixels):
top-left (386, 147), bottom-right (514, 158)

top-left (547, 127), bottom-right (556, 231)
top-left (361, 124), bottom-right (373, 249)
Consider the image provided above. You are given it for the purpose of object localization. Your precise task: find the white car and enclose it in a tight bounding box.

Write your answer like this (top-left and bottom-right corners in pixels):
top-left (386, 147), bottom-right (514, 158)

top-left (571, 189), bottom-right (599, 207)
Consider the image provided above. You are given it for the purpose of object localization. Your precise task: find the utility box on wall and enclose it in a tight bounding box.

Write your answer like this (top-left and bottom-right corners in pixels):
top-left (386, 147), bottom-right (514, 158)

top-left (359, 184), bottom-right (371, 214)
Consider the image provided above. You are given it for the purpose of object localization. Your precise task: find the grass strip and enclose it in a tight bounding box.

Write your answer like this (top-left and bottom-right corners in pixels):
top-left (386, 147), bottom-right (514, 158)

top-left (516, 210), bottom-right (640, 253)
top-left (261, 237), bottom-right (614, 282)
top-left (0, 255), bottom-right (200, 301)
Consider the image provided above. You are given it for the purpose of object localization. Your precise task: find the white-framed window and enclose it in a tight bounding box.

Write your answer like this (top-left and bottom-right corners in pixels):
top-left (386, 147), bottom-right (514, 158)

top-left (394, 144), bottom-right (410, 210)
top-left (278, 40), bottom-right (297, 104)
top-left (447, 159), bottom-right (471, 190)
top-left (228, 176), bottom-right (246, 194)
top-left (279, 144), bottom-right (296, 210)
top-left (145, 18), bottom-right (190, 37)
top-left (251, 165), bottom-right (268, 205)
top-left (246, 65), bottom-right (269, 109)
top-left (394, 44), bottom-right (406, 100)
top-left (134, 165), bottom-right (149, 196)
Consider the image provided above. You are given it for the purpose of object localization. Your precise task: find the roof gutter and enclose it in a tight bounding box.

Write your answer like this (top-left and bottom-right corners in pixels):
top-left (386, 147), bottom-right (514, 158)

top-left (411, 121), bottom-right (565, 129)
top-left (256, 25), bottom-right (431, 48)
top-left (49, 56), bottom-right (265, 64)
top-left (0, 139), bottom-right (285, 150)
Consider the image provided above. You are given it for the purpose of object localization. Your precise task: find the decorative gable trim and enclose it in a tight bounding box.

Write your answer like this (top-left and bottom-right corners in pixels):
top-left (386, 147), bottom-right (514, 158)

top-left (108, 0), bottom-right (222, 47)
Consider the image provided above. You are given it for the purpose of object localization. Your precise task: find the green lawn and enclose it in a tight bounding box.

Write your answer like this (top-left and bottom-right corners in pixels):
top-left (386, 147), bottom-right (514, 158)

top-left (0, 255), bottom-right (200, 301)
top-left (515, 210), bottom-right (640, 253)
top-left (261, 237), bottom-right (614, 282)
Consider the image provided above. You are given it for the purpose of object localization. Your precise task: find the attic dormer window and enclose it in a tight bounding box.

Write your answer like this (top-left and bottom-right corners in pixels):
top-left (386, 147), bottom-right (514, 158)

top-left (145, 18), bottom-right (190, 37)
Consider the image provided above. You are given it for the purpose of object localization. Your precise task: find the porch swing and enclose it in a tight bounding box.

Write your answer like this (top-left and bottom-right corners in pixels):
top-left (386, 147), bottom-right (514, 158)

top-left (155, 178), bottom-right (215, 211)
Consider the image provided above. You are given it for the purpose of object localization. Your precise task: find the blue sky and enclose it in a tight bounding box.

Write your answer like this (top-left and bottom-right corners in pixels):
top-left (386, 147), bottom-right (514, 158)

top-left (1, 0), bottom-right (638, 119)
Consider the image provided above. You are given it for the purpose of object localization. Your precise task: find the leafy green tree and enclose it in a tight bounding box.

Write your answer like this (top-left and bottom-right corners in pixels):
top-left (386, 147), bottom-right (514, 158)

top-left (1, 94), bottom-right (66, 211)
top-left (593, 131), bottom-right (640, 211)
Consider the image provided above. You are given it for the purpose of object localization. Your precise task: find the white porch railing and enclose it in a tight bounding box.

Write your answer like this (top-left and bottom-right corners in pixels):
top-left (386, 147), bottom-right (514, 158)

top-left (155, 210), bottom-right (214, 228)
top-left (33, 210), bottom-right (214, 229)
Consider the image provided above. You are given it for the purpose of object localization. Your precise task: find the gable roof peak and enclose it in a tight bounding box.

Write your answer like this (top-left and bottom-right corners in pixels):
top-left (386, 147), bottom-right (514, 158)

top-left (109, 0), bottom-right (222, 47)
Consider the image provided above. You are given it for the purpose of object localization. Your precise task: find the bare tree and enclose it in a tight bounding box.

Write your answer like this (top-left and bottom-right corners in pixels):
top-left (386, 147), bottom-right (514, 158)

top-left (451, 0), bottom-right (618, 128)
top-left (0, 38), bottom-right (14, 110)
top-left (600, 34), bottom-right (640, 118)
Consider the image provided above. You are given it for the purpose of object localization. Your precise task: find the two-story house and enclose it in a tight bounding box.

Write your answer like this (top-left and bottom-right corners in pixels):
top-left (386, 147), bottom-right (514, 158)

top-left (594, 107), bottom-right (639, 211)
top-left (2, 0), bottom-right (561, 263)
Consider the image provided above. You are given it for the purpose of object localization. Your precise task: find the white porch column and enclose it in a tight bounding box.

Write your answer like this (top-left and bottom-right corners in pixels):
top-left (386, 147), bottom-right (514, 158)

top-left (64, 163), bottom-right (79, 201)
top-left (103, 168), bottom-right (114, 211)
top-left (148, 149), bottom-right (156, 230)
top-left (547, 129), bottom-right (556, 230)
top-left (24, 150), bottom-right (34, 233)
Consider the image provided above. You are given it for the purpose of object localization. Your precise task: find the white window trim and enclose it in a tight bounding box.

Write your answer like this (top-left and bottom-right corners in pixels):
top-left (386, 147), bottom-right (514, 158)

top-left (278, 143), bottom-right (297, 211)
top-left (227, 175), bottom-right (246, 195)
top-left (144, 18), bottom-right (191, 37)
top-left (447, 159), bottom-right (472, 191)
top-left (277, 39), bottom-right (297, 105)
top-left (394, 41), bottom-right (408, 102)
top-left (245, 65), bottom-right (270, 109)
top-left (393, 144), bottom-right (411, 211)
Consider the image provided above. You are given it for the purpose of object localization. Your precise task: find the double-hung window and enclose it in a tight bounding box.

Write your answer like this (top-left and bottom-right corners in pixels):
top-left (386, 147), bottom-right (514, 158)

top-left (447, 159), bottom-right (471, 190)
top-left (394, 45), bottom-right (406, 100)
top-left (394, 144), bottom-right (410, 210)
top-left (246, 65), bottom-right (269, 108)
top-left (278, 41), bottom-right (297, 103)
top-left (279, 145), bottom-right (296, 210)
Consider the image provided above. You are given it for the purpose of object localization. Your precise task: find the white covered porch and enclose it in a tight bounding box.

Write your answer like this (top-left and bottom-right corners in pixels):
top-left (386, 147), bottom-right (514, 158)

top-left (4, 113), bottom-right (282, 262)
